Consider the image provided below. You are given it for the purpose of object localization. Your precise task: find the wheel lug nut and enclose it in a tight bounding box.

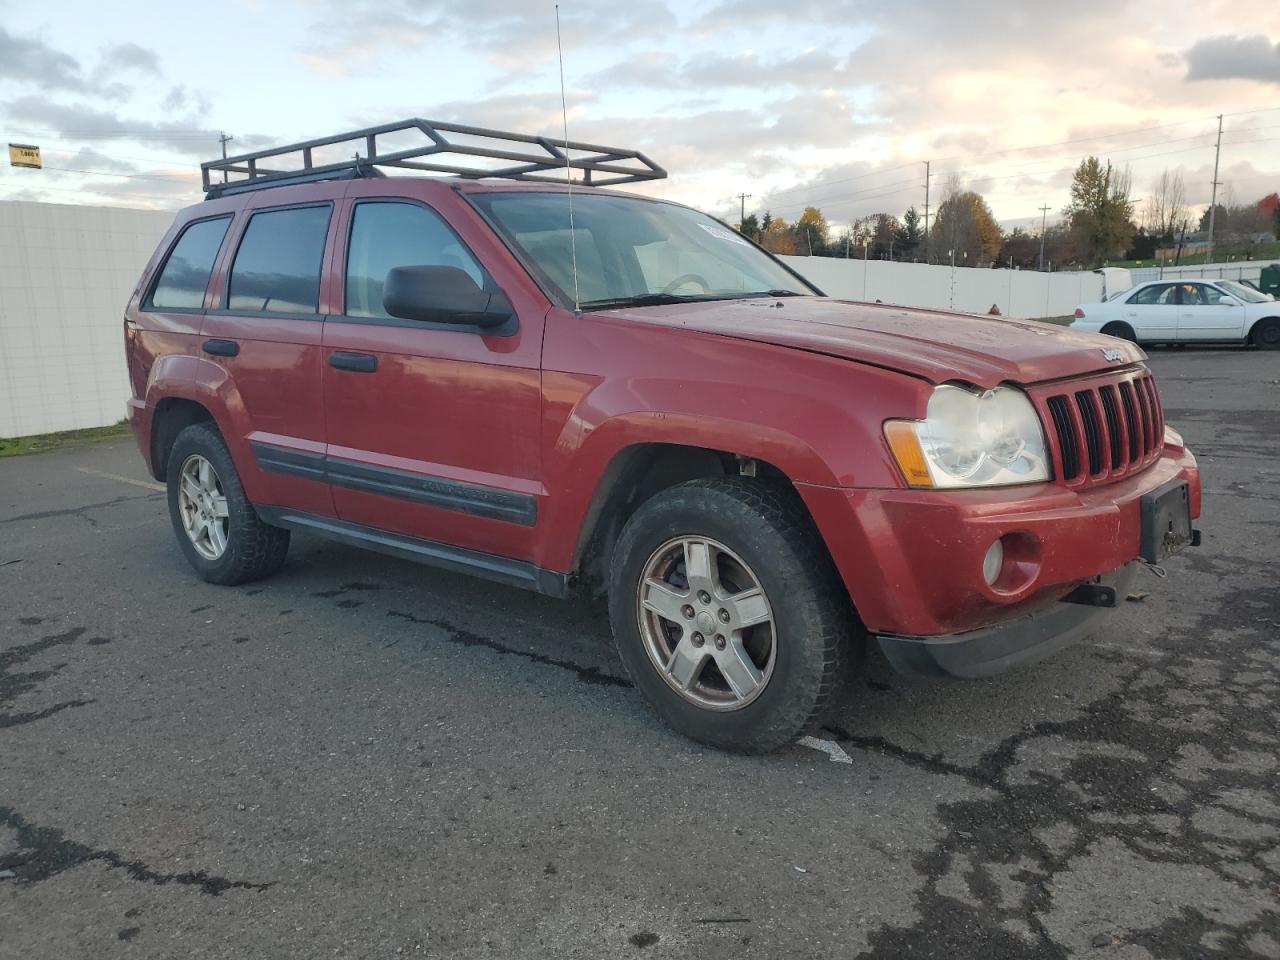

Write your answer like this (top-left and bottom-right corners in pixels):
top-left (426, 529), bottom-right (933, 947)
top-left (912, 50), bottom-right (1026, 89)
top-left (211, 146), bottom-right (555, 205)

top-left (717, 608), bottom-right (730, 623)
top-left (714, 634), bottom-right (726, 650)
top-left (697, 590), bottom-right (711, 604)
top-left (691, 632), bottom-right (704, 646)
top-left (682, 605), bottom-right (695, 619)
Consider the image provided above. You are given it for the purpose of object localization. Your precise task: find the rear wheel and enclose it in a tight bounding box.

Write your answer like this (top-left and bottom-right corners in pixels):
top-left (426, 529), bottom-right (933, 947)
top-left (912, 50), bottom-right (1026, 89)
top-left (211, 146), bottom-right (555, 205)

top-left (1100, 321), bottom-right (1137, 343)
top-left (1250, 317), bottom-right (1280, 350)
top-left (166, 423), bottom-right (290, 585)
top-left (608, 478), bottom-right (856, 753)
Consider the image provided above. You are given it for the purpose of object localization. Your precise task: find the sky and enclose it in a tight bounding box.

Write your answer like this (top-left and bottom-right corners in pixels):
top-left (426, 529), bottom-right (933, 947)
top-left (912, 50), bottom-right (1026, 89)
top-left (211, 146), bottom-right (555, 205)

top-left (1, 0), bottom-right (1279, 233)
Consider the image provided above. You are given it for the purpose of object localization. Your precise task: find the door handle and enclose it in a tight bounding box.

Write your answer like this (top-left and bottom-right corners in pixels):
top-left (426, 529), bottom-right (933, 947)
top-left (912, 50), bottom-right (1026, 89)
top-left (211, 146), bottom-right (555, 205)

top-left (329, 351), bottom-right (377, 373)
top-left (202, 338), bottom-right (239, 357)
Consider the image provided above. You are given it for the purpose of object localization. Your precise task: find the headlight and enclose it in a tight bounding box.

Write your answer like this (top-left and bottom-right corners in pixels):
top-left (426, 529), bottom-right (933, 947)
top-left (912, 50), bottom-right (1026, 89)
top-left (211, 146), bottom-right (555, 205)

top-left (884, 385), bottom-right (1049, 488)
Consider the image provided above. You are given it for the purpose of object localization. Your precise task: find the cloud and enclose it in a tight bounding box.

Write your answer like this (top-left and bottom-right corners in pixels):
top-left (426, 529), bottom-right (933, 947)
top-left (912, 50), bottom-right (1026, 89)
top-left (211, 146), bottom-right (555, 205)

top-left (586, 49), bottom-right (844, 91)
top-left (1185, 34), bottom-right (1280, 84)
top-left (100, 42), bottom-right (162, 75)
top-left (297, 0), bottom-right (678, 77)
top-left (2, 96), bottom-right (220, 155)
top-left (0, 26), bottom-right (87, 92)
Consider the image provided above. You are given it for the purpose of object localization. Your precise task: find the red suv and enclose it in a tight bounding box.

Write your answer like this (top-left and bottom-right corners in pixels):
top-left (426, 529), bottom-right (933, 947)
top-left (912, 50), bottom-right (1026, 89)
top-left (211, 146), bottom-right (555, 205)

top-left (124, 121), bottom-right (1201, 752)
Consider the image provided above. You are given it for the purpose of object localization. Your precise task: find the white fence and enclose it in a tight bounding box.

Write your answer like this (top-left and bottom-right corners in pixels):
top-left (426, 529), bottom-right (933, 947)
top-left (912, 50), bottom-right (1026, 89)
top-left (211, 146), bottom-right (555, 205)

top-left (780, 256), bottom-right (1103, 320)
top-left (0, 201), bottom-right (174, 438)
top-left (1129, 258), bottom-right (1275, 285)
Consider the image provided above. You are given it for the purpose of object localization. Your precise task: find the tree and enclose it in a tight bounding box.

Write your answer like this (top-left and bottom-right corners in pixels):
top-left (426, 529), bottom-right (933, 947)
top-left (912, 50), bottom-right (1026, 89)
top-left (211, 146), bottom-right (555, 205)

top-left (792, 206), bottom-right (831, 256)
top-left (1144, 169), bottom-right (1186, 243)
top-left (929, 188), bottom-right (1003, 266)
top-left (757, 212), bottom-right (798, 255)
top-left (739, 213), bottom-right (760, 241)
top-left (897, 206), bottom-right (924, 260)
top-left (999, 227), bottom-right (1039, 268)
top-left (1064, 156), bottom-right (1134, 267)
top-left (867, 213), bottom-right (899, 259)
top-left (1124, 226), bottom-right (1158, 262)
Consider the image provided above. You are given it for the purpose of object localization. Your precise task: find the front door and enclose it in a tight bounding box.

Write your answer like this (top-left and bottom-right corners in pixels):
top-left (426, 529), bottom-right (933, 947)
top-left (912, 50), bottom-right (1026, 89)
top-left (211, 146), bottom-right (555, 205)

top-left (201, 191), bottom-right (341, 517)
top-left (321, 194), bottom-right (545, 563)
top-left (1176, 282), bottom-right (1247, 341)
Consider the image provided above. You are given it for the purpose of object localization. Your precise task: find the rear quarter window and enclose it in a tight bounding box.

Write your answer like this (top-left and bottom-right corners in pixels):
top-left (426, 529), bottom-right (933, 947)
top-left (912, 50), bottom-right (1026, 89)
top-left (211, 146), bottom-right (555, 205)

top-left (147, 216), bottom-right (232, 310)
top-left (228, 205), bottom-right (331, 314)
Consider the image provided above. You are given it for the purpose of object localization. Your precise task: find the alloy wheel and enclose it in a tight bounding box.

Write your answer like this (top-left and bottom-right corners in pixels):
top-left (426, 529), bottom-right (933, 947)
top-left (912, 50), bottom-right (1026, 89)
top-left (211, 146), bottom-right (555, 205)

top-left (178, 454), bottom-right (230, 560)
top-left (636, 535), bottom-right (777, 711)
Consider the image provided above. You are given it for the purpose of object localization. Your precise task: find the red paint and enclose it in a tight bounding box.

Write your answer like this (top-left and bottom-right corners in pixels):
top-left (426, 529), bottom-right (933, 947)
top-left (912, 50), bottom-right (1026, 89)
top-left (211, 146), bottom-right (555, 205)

top-left (126, 177), bottom-right (1201, 639)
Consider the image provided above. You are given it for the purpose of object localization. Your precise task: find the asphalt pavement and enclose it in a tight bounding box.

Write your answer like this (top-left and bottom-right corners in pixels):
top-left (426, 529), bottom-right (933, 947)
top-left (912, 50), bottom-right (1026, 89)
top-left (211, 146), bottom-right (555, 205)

top-left (1, 348), bottom-right (1277, 959)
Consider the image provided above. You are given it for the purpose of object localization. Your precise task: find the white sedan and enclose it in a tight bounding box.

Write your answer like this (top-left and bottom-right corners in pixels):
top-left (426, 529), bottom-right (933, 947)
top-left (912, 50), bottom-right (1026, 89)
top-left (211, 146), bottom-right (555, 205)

top-left (1071, 279), bottom-right (1279, 348)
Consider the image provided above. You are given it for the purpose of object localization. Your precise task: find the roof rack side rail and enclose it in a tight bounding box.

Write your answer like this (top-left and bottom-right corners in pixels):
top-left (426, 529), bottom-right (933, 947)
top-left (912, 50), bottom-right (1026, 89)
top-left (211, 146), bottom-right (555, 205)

top-left (201, 118), bottom-right (666, 197)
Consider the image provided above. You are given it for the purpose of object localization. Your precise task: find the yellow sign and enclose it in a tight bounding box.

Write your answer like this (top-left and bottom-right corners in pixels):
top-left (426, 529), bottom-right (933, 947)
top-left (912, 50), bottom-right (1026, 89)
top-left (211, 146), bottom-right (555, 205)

top-left (9, 144), bottom-right (41, 169)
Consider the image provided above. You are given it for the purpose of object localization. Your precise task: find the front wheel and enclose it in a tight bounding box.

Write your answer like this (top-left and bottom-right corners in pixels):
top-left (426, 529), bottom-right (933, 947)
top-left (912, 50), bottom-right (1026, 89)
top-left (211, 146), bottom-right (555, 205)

top-left (607, 478), bottom-right (856, 753)
top-left (1251, 318), bottom-right (1280, 350)
top-left (1100, 321), bottom-right (1137, 343)
top-left (166, 423), bottom-right (290, 585)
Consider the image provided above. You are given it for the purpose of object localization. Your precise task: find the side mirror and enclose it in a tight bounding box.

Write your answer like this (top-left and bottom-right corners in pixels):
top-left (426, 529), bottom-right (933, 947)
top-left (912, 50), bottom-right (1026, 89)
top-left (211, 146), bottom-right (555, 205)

top-left (1217, 295), bottom-right (1238, 306)
top-left (383, 265), bottom-right (514, 329)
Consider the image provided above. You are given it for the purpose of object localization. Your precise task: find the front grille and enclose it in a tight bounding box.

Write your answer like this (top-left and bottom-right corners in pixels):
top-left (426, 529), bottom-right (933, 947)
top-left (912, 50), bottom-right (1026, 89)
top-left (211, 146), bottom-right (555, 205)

top-left (1032, 371), bottom-right (1164, 488)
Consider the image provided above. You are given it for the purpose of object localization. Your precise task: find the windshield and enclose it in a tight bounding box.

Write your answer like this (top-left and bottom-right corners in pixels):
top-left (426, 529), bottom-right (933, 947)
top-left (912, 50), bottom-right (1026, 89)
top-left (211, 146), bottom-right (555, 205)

top-left (468, 191), bottom-right (817, 309)
top-left (1217, 279), bottom-right (1272, 303)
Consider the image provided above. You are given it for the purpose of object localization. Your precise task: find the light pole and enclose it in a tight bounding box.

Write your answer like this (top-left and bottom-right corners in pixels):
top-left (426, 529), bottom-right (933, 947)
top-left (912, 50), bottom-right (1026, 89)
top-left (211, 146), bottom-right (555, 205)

top-left (1037, 204), bottom-right (1050, 271)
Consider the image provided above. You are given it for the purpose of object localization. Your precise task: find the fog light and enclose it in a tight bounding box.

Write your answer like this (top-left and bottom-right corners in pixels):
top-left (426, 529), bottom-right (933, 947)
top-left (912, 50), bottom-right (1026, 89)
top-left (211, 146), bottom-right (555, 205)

top-left (982, 539), bottom-right (1004, 586)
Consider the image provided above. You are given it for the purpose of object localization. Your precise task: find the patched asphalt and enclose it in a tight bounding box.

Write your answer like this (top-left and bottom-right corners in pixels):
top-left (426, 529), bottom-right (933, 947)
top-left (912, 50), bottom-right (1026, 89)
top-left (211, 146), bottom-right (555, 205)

top-left (1, 348), bottom-right (1277, 959)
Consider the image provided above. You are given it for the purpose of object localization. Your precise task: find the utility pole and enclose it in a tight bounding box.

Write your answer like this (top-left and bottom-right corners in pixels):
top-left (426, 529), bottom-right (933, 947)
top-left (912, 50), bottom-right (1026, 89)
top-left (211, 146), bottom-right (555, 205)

top-left (736, 192), bottom-right (752, 232)
top-left (922, 160), bottom-right (931, 264)
top-left (218, 131), bottom-right (234, 184)
top-left (1206, 114), bottom-right (1223, 264)
top-left (1037, 204), bottom-right (1051, 271)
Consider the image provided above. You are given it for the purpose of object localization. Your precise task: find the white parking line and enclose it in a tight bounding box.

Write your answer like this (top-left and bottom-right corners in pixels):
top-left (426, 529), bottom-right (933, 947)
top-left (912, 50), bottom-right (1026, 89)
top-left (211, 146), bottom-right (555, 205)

top-left (74, 466), bottom-right (165, 493)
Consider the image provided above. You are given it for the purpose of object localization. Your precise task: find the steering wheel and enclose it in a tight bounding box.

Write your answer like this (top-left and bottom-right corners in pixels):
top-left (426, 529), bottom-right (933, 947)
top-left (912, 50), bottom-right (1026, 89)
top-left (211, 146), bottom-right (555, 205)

top-left (661, 273), bottom-right (711, 295)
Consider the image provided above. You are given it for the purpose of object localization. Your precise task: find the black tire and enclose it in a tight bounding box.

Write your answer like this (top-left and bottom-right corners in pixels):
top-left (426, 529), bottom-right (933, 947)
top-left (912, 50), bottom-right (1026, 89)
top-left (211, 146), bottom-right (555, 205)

top-left (166, 423), bottom-right (290, 585)
top-left (1100, 321), bottom-right (1136, 343)
top-left (1251, 317), bottom-right (1280, 350)
top-left (607, 478), bottom-right (857, 753)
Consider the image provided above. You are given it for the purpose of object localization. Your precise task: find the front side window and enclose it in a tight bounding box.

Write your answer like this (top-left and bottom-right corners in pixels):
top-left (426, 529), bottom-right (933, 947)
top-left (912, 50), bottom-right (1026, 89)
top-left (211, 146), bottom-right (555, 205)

top-left (1129, 283), bottom-right (1175, 306)
top-left (1192, 283), bottom-right (1227, 305)
top-left (227, 205), bottom-right (331, 313)
top-left (468, 191), bottom-right (817, 310)
top-left (345, 202), bottom-right (488, 318)
top-left (149, 216), bottom-right (231, 309)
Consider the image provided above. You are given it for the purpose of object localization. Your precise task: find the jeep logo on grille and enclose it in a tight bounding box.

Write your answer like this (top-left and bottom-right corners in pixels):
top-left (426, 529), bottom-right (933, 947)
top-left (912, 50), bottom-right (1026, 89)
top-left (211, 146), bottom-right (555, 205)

top-left (1101, 348), bottom-right (1125, 362)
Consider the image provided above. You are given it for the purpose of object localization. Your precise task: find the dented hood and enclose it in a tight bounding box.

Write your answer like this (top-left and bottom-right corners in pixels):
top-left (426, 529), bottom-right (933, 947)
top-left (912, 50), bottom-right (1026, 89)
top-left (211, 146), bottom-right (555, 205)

top-left (597, 297), bottom-right (1146, 388)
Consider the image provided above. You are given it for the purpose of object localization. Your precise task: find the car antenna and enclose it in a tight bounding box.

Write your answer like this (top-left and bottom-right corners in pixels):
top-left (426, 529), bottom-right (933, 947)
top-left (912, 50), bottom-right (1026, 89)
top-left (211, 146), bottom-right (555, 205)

top-left (555, 4), bottom-right (581, 315)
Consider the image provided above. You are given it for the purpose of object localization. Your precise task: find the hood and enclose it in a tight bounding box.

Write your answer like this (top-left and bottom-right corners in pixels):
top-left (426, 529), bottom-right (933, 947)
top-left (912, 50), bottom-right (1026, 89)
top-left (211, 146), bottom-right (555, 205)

top-left (596, 297), bottom-right (1146, 388)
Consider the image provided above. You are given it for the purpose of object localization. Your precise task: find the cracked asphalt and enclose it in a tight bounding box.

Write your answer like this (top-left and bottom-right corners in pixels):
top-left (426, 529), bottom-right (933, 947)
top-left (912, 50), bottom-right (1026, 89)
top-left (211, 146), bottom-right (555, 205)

top-left (2, 348), bottom-right (1278, 959)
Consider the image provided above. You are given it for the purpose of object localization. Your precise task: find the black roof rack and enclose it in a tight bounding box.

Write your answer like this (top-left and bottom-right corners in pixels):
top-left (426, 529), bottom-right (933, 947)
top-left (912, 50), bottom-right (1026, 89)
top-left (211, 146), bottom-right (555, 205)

top-left (202, 118), bottom-right (666, 199)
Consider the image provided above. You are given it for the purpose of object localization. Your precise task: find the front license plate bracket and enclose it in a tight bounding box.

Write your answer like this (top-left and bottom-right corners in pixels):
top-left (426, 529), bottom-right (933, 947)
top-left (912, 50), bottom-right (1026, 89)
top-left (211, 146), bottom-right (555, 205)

top-left (1139, 479), bottom-right (1194, 562)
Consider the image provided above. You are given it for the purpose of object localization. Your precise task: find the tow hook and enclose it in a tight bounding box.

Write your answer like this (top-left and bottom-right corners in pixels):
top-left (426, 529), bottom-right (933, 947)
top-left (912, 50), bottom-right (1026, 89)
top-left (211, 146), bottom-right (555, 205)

top-left (1061, 582), bottom-right (1118, 608)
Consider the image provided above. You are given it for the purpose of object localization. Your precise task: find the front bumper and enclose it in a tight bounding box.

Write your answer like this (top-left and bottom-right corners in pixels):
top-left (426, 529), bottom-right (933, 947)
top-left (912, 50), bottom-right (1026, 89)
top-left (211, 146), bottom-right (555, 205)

top-left (876, 563), bottom-right (1138, 678)
top-left (796, 436), bottom-right (1200, 638)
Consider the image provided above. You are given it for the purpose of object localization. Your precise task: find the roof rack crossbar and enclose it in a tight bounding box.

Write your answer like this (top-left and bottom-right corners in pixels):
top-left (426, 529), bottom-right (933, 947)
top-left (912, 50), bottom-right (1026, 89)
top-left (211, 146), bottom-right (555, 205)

top-left (201, 118), bottom-right (665, 197)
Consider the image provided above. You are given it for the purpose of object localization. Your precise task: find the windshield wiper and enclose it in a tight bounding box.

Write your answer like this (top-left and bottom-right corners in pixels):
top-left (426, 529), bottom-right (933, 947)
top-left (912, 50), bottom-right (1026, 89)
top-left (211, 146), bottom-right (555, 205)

top-left (579, 293), bottom-right (718, 310)
top-left (739, 289), bottom-right (805, 298)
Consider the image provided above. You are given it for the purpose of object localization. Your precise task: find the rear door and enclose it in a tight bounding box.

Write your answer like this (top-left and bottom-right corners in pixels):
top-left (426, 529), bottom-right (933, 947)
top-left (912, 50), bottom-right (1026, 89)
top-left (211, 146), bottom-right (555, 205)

top-left (1176, 282), bottom-right (1247, 341)
top-left (1120, 282), bottom-right (1178, 341)
top-left (320, 190), bottom-right (546, 562)
top-left (201, 188), bottom-right (342, 516)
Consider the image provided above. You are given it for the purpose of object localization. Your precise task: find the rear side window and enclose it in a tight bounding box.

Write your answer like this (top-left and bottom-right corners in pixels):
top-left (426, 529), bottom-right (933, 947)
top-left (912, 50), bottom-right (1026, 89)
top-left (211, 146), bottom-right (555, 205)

top-left (148, 216), bottom-right (231, 309)
top-left (228, 205), bottom-right (331, 313)
top-left (344, 201), bottom-right (488, 318)
top-left (1129, 283), bottom-right (1175, 306)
